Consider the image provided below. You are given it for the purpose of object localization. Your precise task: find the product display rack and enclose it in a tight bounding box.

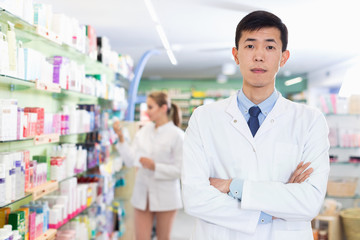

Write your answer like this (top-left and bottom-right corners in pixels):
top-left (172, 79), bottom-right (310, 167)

top-left (0, 8), bottom-right (114, 80)
top-left (0, 5), bottom-right (131, 239)
top-left (312, 110), bottom-right (360, 238)
top-left (35, 229), bottom-right (57, 240)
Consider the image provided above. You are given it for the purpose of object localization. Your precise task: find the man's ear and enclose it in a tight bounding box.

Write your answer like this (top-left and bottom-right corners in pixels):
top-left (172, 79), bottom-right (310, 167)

top-left (232, 47), bottom-right (239, 65)
top-left (280, 50), bottom-right (290, 67)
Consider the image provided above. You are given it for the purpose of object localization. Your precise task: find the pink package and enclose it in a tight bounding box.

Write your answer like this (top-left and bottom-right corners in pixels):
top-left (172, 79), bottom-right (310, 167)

top-left (29, 212), bottom-right (36, 240)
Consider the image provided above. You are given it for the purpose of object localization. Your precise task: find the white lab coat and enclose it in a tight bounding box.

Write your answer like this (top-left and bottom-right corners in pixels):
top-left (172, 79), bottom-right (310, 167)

top-left (182, 94), bottom-right (330, 240)
top-left (116, 121), bottom-right (184, 211)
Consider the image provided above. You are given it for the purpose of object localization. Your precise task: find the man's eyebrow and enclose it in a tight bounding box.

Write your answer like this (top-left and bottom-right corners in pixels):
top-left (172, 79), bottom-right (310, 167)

top-left (244, 38), bottom-right (256, 42)
top-left (244, 38), bottom-right (277, 44)
top-left (266, 39), bottom-right (277, 44)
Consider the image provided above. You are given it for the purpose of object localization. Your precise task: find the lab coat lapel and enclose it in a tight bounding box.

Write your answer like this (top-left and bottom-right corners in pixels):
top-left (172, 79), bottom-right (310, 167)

top-left (254, 95), bottom-right (288, 138)
top-left (225, 95), bottom-right (254, 143)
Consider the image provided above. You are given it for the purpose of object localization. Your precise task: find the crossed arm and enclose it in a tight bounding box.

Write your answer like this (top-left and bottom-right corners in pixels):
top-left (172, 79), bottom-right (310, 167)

top-left (209, 161), bottom-right (313, 193)
top-left (209, 161), bottom-right (313, 221)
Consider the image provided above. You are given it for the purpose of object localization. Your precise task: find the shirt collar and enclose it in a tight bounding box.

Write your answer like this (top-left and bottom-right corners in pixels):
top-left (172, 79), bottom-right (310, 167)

top-left (237, 89), bottom-right (279, 116)
top-left (153, 121), bottom-right (174, 131)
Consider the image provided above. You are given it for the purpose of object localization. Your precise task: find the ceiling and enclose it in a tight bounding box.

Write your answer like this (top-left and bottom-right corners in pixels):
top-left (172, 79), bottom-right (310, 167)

top-left (36, 0), bottom-right (360, 80)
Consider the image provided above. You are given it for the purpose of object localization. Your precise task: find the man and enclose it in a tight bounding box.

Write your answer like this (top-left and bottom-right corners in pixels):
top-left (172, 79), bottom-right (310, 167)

top-left (181, 10), bottom-right (329, 240)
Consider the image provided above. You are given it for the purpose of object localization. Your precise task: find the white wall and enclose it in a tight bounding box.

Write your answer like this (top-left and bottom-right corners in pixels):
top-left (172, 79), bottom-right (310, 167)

top-left (307, 56), bottom-right (360, 107)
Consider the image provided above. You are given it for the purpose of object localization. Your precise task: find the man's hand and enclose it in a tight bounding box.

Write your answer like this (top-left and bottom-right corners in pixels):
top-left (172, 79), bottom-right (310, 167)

top-left (139, 157), bottom-right (155, 170)
top-left (288, 161), bottom-right (313, 184)
top-left (209, 178), bottom-right (232, 193)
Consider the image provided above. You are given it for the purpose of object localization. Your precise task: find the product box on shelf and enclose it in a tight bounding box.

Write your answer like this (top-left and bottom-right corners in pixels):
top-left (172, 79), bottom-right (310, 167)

top-left (0, 208), bottom-right (11, 228)
top-left (0, 30), bottom-right (9, 76)
top-left (0, 99), bottom-right (18, 141)
top-left (86, 25), bottom-right (97, 60)
top-left (23, 48), bottom-right (42, 82)
top-left (8, 210), bottom-right (25, 239)
top-left (17, 207), bottom-right (29, 240)
top-left (28, 212), bottom-right (36, 240)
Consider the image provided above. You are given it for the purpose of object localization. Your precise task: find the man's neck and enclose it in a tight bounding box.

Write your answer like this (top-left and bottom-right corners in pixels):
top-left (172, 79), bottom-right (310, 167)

top-left (243, 87), bottom-right (274, 105)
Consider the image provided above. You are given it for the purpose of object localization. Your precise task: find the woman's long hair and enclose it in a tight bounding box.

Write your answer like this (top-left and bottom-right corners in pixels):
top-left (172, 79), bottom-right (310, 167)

top-left (148, 91), bottom-right (182, 127)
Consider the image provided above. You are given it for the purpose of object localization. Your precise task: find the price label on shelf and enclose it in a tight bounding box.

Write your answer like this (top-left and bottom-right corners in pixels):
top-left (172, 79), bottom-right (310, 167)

top-left (27, 181), bottom-right (59, 201)
top-left (36, 26), bottom-right (62, 45)
top-left (34, 133), bottom-right (60, 145)
top-left (35, 80), bottom-right (61, 93)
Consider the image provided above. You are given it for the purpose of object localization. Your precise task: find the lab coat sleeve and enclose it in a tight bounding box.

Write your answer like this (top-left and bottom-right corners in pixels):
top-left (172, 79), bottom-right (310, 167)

top-left (181, 109), bottom-right (261, 234)
top-left (115, 131), bottom-right (141, 168)
top-left (154, 131), bottom-right (184, 180)
top-left (241, 111), bottom-right (330, 221)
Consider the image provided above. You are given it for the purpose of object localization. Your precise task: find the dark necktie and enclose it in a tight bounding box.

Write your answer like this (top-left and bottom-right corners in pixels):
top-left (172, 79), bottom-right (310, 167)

top-left (248, 106), bottom-right (261, 136)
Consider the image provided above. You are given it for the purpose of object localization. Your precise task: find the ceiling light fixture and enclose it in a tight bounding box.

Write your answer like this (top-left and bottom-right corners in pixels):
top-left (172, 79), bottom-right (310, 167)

top-left (222, 63), bottom-right (236, 75)
top-left (285, 77), bottom-right (303, 86)
top-left (144, 0), bottom-right (177, 65)
top-left (216, 74), bottom-right (228, 84)
top-left (144, 0), bottom-right (159, 23)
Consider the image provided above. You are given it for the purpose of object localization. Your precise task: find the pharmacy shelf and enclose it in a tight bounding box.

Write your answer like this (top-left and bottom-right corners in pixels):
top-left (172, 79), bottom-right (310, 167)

top-left (0, 74), bottom-right (113, 102)
top-left (35, 229), bottom-right (57, 240)
top-left (330, 146), bottom-right (360, 150)
top-left (0, 181), bottom-right (58, 210)
top-left (0, 129), bottom-right (99, 145)
top-left (0, 193), bottom-right (32, 210)
top-left (0, 8), bottom-right (114, 80)
top-left (50, 203), bottom-right (95, 230)
top-left (330, 161), bottom-right (360, 165)
top-left (26, 181), bottom-right (59, 201)
top-left (326, 194), bottom-right (360, 199)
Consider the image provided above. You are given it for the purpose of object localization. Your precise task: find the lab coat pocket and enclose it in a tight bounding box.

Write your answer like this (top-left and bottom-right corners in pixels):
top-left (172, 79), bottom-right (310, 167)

top-left (273, 142), bottom-right (299, 182)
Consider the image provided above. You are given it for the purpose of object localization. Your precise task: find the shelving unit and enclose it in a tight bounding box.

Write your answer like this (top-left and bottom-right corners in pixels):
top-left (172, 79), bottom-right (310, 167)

top-left (322, 111), bottom-right (360, 214)
top-left (35, 229), bottom-right (57, 240)
top-left (313, 215), bottom-right (342, 240)
top-left (27, 181), bottom-right (59, 201)
top-left (0, 5), bottom-right (131, 238)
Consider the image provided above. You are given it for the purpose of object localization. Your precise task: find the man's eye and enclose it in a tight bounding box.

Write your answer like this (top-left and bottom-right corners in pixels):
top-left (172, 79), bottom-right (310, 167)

top-left (267, 46), bottom-right (275, 50)
top-left (246, 45), bottom-right (254, 49)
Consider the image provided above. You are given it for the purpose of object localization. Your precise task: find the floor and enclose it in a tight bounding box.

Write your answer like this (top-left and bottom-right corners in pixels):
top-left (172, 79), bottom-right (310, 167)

top-left (153, 209), bottom-right (196, 240)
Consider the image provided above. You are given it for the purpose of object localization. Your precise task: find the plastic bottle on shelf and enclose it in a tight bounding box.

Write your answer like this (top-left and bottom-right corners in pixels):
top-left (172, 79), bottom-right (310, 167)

top-left (0, 228), bottom-right (6, 240)
top-left (318, 230), bottom-right (328, 240)
top-left (6, 22), bottom-right (17, 77)
top-left (20, 159), bottom-right (25, 198)
top-left (3, 225), bottom-right (13, 240)
top-left (12, 230), bottom-right (20, 240)
top-left (14, 159), bottom-right (22, 199)
top-left (61, 105), bottom-right (69, 135)
top-left (9, 156), bottom-right (15, 201)
top-left (0, 26), bottom-right (9, 75)
top-left (0, 157), bottom-right (6, 204)
top-left (41, 201), bottom-right (50, 233)
top-left (1, 154), bottom-right (12, 203)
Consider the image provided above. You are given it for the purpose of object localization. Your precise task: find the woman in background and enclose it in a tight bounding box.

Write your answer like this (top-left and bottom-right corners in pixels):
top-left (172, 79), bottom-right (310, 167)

top-left (113, 91), bottom-right (184, 240)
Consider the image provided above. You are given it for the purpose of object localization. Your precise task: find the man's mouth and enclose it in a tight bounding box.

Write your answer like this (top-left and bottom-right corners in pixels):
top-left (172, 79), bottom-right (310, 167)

top-left (251, 68), bottom-right (266, 73)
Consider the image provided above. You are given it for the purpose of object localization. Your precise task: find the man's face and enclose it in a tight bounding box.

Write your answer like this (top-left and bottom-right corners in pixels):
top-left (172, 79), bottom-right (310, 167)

top-left (232, 27), bottom-right (289, 91)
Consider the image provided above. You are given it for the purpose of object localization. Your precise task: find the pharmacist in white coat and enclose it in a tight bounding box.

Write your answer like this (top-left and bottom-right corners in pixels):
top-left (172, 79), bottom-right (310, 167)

top-left (114, 92), bottom-right (184, 240)
top-left (182, 11), bottom-right (330, 240)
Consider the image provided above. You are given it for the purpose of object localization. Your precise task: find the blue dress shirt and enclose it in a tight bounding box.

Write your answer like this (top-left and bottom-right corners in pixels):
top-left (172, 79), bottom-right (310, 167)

top-left (229, 89), bottom-right (279, 224)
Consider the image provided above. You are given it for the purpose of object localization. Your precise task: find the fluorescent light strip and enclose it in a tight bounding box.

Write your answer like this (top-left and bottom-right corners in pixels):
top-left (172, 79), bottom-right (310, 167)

top-left (144, 0), bottom-right (159, 23)
top-left (156, 25), bottom-right (171, 49)
top-left (167, 49), bottom-right (178, 65)
top-left (145, 0), bottom-right (177, 65)
top-left (285, 77), bottom-right (303, 86)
